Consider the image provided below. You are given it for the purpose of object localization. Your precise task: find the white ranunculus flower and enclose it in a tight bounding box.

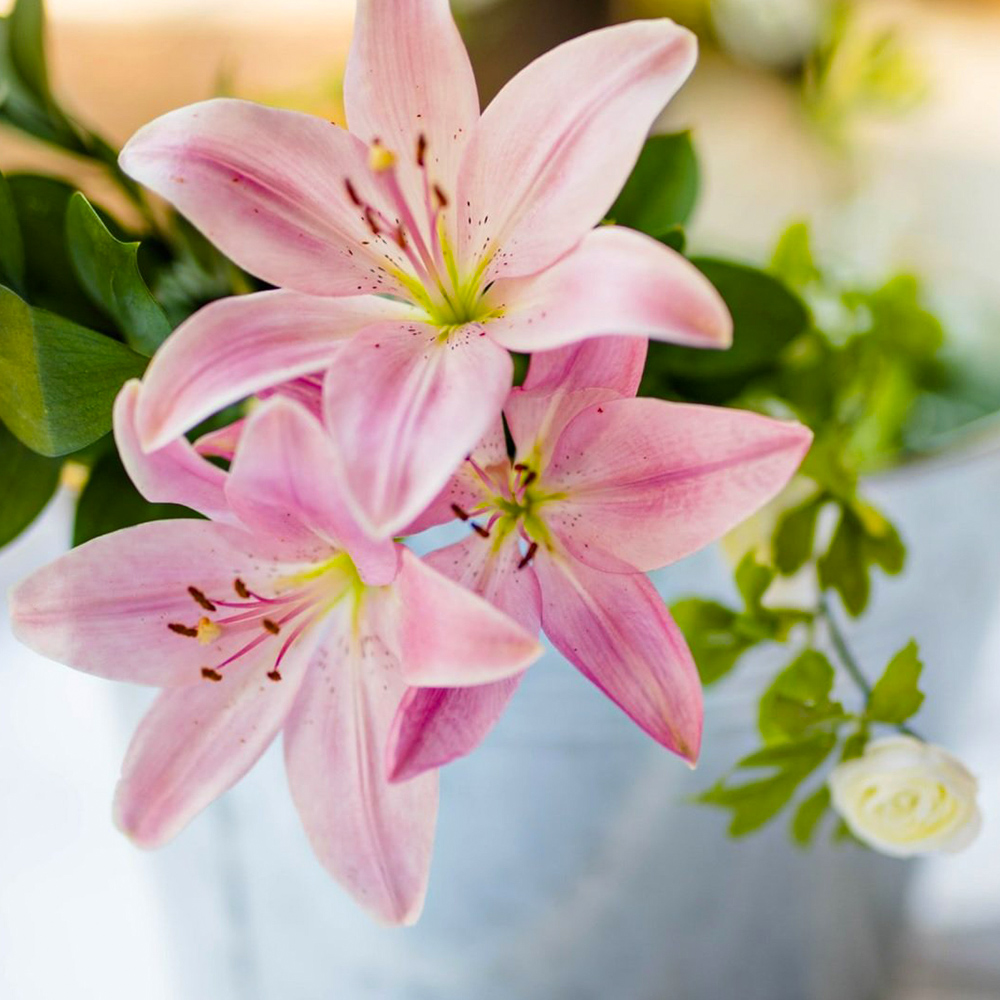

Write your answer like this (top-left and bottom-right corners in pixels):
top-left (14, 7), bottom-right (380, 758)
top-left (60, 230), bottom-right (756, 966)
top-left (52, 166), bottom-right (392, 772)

top-left (828, 736), bottom-right (982, 857)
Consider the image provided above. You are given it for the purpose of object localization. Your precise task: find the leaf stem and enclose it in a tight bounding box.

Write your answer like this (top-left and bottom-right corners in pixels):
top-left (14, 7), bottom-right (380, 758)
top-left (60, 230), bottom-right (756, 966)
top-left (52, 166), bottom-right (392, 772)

top-left (818, 591), bottom-right (920, 738)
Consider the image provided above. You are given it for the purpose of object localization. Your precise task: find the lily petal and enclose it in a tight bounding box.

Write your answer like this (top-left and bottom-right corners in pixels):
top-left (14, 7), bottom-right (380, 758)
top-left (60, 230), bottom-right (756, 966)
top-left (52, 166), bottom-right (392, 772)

top-left (388, 532), bottom-right (541, 782)
top-left (136, 290), bottom-right (420, 451)
top-left (119, 98), bottom-right (406, 296)
top-left (9, 520), bottom-right (287, 686)
top-left (283, 600), bottom-right (438, 926)
top-left (458, 21), bottom-right (697, 280)
top-left (545, 398), bottom-right (813, 573)
top-left (401, 416), bottom-right (508, 535)
top-left (114, 380), bottom-right (235, 524)
top-left (533, 549), bottom-right (703, 762)
top-left (322, 322), bottom-right (512, 538)
top-left (344, 0), bottom-right (478, 202)
top-left (523, 336), bottom-right (648, 397)
top-left (487, 226), bottom-right (731, 352)
top-left (226, 398), bottom-right (399, 585)
top-left (193, 419), bottom-right (246, 463)
top-left (113, 627), bottom-right (316, 848)
top-left (395, 548), bottom-right (541, 687)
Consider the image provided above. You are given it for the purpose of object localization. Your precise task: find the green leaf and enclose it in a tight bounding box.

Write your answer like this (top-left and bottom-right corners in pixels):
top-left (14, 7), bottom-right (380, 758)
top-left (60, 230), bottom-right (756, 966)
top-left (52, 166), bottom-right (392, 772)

top-left (671, 598), bottom-right (754, 684)
top-left (659, 226), bottom-right (686, 254)
top-left (0, 418), bottom-right (60, 547)
top-left (759, 648), bottom-right (843, 743)
top-left (0, 285), bottom-right (147, 455)
top-left (735, 552), bottom-right (774, 612)
top-left (0, 169), bottom-right (26, 293)
top-left (609, 131), bottom-right (699, 237)
top-left (854, 499), bottom-right (906, 575)
top-left (700, 733), bottom-right (836, 836)
top-left (7, 174), bottom-right (115, 329)
top-left (66, 193), bottom-right (172, 356)
top-left (867, 640), bottom-right (924, 724)
top-left (773, 494), bottom-right (825, 575)
top-left (770, 222), bottom-right (821, 291)
top-left (8, 0), bottom-right (51, 106)
top-left (791, 785), bottom-right (831, 846)
top-left (818, 508), bottom-right (870, 616)
top-left (74, 448), bottom-right (197, 546)
top-left (641, 260), bottom-right (810, 404)
top-left (840, 728), bottom-right (869, 762)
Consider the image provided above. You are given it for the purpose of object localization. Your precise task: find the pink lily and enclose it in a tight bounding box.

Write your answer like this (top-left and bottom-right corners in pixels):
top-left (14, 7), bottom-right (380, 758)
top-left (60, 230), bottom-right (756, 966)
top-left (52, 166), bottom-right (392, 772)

top-left (389, 338), bottom-right (813, 780)
top-left (10, 389), bottom-right (541, 925)
top-left (119, 0), bottom-right (731, 537)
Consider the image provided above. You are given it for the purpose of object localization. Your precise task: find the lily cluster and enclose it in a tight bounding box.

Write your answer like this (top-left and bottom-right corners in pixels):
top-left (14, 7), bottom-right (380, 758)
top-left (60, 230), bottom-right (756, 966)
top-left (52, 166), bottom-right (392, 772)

top-left (10, 0), bottom-right (812, 924)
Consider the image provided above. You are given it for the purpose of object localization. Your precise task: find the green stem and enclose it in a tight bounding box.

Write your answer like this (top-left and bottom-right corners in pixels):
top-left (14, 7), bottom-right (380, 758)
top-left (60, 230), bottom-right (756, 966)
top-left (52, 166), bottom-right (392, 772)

top-left (818, 591), bottom-right (920, 739)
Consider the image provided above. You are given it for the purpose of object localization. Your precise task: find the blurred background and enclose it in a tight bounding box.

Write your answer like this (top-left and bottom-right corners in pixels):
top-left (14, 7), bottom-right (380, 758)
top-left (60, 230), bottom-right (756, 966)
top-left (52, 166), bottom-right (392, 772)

top-left (2, 1), bottom-right (1000, 998)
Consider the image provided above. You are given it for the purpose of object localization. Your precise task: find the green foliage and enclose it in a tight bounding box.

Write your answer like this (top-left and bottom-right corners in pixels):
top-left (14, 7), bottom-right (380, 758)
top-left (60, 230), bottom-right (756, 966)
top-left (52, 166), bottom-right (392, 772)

top-left (0, 284), bottom-right (147, 455)
top-left (0, 169), bottom-right (26, 294)
top-left (0, 419), bottom-right (61, 547)
top-left (773, 494), bottom-right (825, 574)
top-left (641, 259), bottom-right (810, 404)
top-left (803, 0), bottom-right (928, 144)
top-left (791, 785), bottom-right (831, 846)
top-left (673, 554), bottom-right (811, 684)
top-left (817, 500), bottom-right (905, 617)
top-left (758, 649), bottom-right (845, 744)
top-left (7, 174), bottom-right (115, 330)
top-left (699, 733), bottom-right (837, 836)
top-left (867, 641), bottom-right (924, 724)
top-left (73, 449), bottom-right (197, 546)
top-left (610, 131), bottom-right (699, 238)
top-left (0, 0), bottom-right (84, 151)
top-left (66, 193), bottom-right (172, 356)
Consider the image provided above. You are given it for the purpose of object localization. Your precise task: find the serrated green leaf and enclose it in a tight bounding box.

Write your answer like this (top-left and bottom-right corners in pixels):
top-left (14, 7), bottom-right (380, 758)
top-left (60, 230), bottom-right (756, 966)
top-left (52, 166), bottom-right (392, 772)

top-left (671, 597), bottom-right (754, 684)
top-left (641, 260), bottom-right (810, 405)
top-left (759, 648), bottom-right (844, 743)
top-left (818, 508), bottom-right (870, 616)
top-left (773, 494), bottom-right (825, 575)
top-left (867, 640), bottom-right (924, 724)
top-left (700, 733), bottom-right (836, 836)
top-left (0, 169), bottom-right (25, 293)
top-left (73, 448), bottom-right (197, 546)
top-left (791, 784), bottom-right (830, 845)
top-left (609, 131), bottom-right (699, 237)
top-left (66, 193), bottom-right (172, 356)
top-left (0, 418), bottom-right (60, 547)
top-left (0, 285), bottom-right (147, 455)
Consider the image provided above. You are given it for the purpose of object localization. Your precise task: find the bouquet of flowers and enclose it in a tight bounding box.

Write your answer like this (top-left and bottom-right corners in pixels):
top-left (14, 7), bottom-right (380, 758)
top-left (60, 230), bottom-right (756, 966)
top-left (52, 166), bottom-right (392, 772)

top-left (0, 0), bottom-right (982, 930)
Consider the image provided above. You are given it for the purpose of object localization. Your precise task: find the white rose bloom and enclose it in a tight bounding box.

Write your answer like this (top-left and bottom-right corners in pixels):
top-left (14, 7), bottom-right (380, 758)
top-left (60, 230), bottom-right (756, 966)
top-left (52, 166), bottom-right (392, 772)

top-left (828, 736), bottom-right (982, 857)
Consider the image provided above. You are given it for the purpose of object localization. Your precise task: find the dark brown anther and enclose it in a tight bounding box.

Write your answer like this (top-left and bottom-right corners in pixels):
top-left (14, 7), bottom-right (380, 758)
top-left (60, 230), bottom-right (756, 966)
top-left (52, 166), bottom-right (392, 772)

top-left (521, 470), bottom-right (538, 488)
top-left (234, 578), bottom-right (250, 599)
top-left (394, 225), bottom-right (408, 250)
top-left (344, 178), bottom-right (363, 206)
top-left (201, 667), bottom-right (223, 682)
top-left (267, 669), bottom-right (283, 682)
top-left (472, 522), bottom-right (491, 539)
top-left (262, 619), bottom-right (281, 635)
top-left (416, 133), bottom-right (427, 167)
top-left (433, 184), bottom-right (449, 209)
top-left (188, 586), bottom-right (216, 612)
top-left (450, 503), bottom-right (470, 521)
top-left (364, 207), bottom-right (382, 236)
top-left (518, 542), bottom-right (538, 570)
top-left (513, 463), bottom-right (527, 471)
top-left (168, 622), bottom-right (199, 638)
